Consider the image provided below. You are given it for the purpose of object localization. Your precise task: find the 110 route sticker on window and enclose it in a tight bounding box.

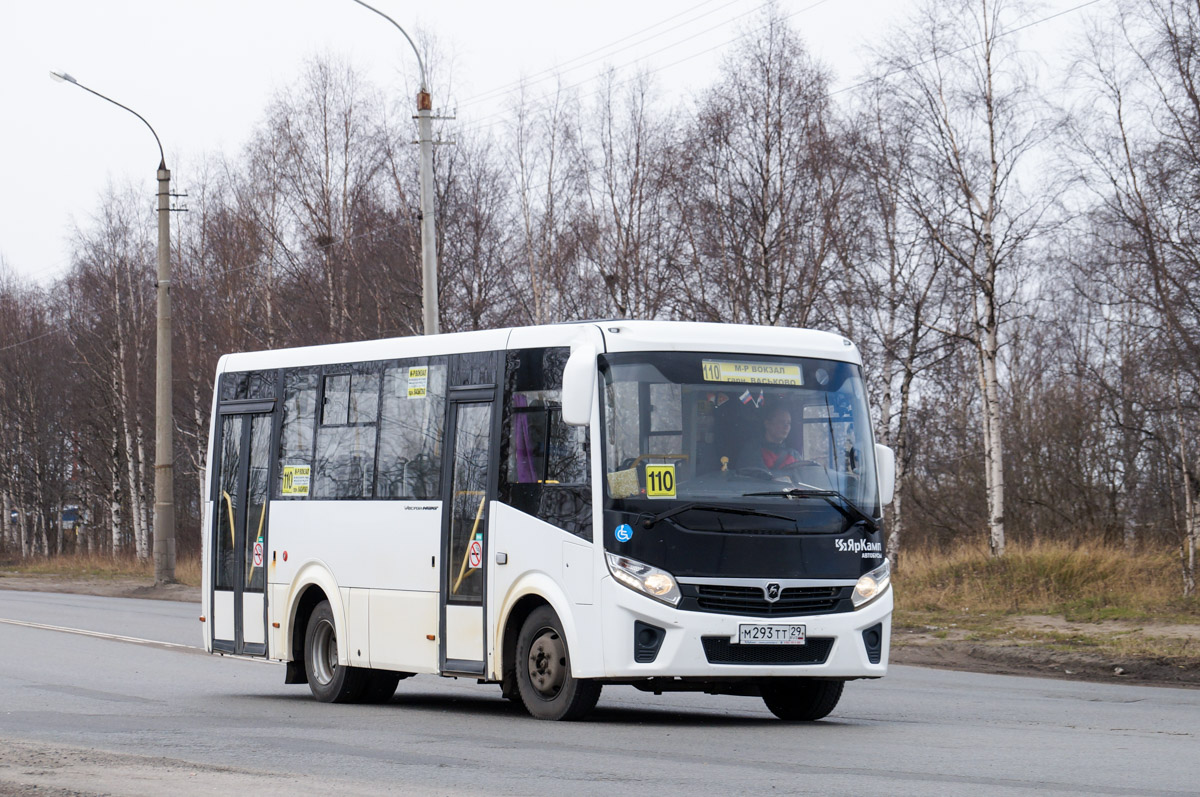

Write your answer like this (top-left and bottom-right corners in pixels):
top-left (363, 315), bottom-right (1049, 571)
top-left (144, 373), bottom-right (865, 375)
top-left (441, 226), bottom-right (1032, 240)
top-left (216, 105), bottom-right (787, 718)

top-left (644, 464), bottom-right (676, 499)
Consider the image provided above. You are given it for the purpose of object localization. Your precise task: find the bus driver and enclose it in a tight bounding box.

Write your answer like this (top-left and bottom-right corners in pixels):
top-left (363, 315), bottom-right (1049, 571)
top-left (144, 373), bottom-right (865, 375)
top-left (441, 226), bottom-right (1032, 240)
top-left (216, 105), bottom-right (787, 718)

top-left (738, 405), bottom-right (803, 471)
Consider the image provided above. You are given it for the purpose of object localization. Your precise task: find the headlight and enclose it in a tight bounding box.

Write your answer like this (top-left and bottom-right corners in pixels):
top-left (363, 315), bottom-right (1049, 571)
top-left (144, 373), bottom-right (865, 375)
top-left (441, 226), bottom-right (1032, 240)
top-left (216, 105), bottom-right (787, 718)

top-left (852, 560), bottom-right (891, 608)
top-left (606, 553), bottom-right (681, 606)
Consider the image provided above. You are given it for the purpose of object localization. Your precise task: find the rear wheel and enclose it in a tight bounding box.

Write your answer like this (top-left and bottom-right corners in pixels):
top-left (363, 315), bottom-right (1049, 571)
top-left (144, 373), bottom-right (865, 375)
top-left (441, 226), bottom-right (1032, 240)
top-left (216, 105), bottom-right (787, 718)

top-left (304, 600), bottom-right (366, 703)
top-left (760, 679), bottom-right (844, 721)
top-left (515, 606), bottom-right (601, 721)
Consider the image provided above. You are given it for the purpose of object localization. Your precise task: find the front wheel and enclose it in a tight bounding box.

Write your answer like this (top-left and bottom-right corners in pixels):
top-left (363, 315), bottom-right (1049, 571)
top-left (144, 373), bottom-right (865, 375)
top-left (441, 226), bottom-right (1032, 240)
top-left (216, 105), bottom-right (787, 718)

top-left (304, 600), bottom-right (366, 703)
top-left (515, 606), bottom-right (601, 721)
top-left (760, 679), bottom-right (844, 721)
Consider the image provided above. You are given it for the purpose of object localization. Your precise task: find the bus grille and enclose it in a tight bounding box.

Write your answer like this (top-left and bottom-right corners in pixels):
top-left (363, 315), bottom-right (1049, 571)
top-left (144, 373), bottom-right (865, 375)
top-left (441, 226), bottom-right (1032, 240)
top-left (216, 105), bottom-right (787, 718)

top-left (682, 584), bottom-right (851, 616)
top-left (701, 637), bottom-right (834, 665)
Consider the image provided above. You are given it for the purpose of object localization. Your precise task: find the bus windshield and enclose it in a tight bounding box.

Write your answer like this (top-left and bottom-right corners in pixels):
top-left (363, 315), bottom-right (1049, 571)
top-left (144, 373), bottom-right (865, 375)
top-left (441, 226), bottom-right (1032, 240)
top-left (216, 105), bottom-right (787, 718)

top-left (600, 351), bottom-right (880, 519)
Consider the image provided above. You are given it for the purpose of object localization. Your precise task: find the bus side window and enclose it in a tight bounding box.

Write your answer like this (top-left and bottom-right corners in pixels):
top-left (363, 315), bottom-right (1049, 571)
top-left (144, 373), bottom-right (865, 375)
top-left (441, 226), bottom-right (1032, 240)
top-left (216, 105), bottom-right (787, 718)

top-left (500, 348), bottom-right (591, 540)
top-left (510, 397), bottom-right (550, 483)
top-left (220, 370), bottom-right (276, 402)
top-left (508, 398), bottom-right (587, 484)
top-left (312, 363), bottom-right (380, 499)
top-left (378, 359), bottom-right (446, 500)
top-left (277, 368), bottom-right (318, 500)
top-left (546, 408), bottom-right (588, 483)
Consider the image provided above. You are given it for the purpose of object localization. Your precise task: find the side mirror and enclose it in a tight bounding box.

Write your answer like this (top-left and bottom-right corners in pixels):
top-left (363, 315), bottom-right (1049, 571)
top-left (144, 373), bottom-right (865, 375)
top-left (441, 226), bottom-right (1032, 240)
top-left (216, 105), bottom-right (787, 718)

top-left (875, 444), bottom-right (895, 506)
top-left (561, 342), bottom-right (597, 426)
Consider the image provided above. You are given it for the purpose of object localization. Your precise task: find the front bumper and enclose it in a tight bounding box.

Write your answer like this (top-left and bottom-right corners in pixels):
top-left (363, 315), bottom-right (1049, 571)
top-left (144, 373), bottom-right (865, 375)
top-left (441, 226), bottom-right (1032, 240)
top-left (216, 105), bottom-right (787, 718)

top-left (599, 575), bottom-right (892, 679)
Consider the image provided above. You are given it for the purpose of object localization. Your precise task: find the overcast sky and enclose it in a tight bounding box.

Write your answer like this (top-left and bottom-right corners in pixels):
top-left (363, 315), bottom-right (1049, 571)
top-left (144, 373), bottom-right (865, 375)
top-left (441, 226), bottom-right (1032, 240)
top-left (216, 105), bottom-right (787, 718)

top-left (0, 0), bottom-right (1086, 285)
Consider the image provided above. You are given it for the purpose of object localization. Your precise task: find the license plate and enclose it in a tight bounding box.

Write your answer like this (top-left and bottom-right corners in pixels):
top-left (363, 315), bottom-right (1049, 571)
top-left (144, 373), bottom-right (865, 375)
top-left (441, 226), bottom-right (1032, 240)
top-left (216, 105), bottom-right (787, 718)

top-left (737, 624), bottom-right (806, 645)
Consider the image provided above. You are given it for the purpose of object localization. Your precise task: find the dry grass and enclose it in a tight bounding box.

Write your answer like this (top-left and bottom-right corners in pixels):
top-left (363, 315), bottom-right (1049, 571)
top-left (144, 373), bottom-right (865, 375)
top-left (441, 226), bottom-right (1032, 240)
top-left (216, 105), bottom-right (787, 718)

top-left (894, 540), bottom-right (1200, 666)
top-left (0, 552), bottom-right (202, 587)
top-left (895, 539), bottom-right (1199, 622)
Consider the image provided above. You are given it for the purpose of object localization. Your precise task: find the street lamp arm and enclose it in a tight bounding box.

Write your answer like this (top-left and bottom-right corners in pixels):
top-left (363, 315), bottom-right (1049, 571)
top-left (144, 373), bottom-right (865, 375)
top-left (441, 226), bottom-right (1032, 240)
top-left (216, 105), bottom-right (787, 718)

top-left (348, 0), bottom-right (428, 93)
top-left (342, 2), bottom-right (439, 334)
top-left (49, 71), bottom-right (166, 168)
top-left (48, 70), bottom-right (177, 582)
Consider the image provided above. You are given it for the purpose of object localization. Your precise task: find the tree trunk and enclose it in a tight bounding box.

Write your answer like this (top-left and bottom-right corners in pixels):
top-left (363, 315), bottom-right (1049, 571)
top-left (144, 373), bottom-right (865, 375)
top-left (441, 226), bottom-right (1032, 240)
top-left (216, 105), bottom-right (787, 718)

top-left (1, 490), bottom-right (11, 553)
top-left (111, 426), bottom-right (123, 556)
top-left (133, 414), bottom-right (151, 559)
top-left (980, 327), bottom-right (1006, 557)
top-left (1176, 402), bottom-right (1197, 597)
top-left (193, 383), bottom-right (209, 534)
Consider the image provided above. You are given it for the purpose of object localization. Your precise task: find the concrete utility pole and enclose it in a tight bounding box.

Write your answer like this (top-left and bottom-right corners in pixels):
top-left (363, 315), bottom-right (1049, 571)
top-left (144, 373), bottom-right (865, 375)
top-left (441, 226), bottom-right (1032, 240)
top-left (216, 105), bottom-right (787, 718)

top-left (51, 71), bottom-right (176, 583)
top-left (417, 87), bottom-right (438, 336)
top-left (154, 161), bottom-right (176, 583)
top-left (350, 0), bottom-right (440, 335)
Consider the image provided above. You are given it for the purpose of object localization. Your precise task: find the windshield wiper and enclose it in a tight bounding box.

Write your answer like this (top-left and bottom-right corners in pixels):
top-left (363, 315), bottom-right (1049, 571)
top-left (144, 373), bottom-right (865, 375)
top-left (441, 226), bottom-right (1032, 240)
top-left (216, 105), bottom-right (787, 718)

top-left (741, 488), bottom-right (877, 530)
top-left (640, 502), bottom-right (797, 529)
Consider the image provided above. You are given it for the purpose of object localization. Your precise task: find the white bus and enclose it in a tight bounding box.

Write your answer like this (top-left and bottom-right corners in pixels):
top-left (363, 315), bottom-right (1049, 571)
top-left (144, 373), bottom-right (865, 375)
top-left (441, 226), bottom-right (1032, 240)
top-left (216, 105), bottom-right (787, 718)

top-left (201, 321), bottom-right (895, 721)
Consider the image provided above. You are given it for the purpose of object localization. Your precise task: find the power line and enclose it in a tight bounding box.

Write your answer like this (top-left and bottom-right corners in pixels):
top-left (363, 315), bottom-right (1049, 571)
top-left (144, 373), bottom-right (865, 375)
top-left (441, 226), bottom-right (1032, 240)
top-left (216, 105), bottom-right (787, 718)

top-left (0, 326), bottom-right (66, 353)
top-left (454, 0), bottom-right (832, 139)
top-left (460, 0), bottom-right (741, 107)
top-left (13, 0), bottom-right (1109, 326)
top-left (831, 0), bottom-right (1107, 98)
top-left (193, 0), bottom-right (1105, 288)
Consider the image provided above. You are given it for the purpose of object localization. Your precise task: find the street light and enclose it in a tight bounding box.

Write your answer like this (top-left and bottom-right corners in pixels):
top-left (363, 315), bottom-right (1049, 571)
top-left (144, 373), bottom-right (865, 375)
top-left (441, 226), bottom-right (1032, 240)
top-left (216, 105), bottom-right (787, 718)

top-left (50, 70), bottom-right (176, 584)
top-left (349, 0), bottom-right (440, 335)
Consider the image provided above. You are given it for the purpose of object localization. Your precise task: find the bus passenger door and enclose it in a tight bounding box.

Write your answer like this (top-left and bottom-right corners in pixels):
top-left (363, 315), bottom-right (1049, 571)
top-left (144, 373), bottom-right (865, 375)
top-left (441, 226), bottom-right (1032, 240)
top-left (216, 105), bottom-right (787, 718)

top-left (440, 395), bottom-right (493, 675)
top-left (211, 407), bottom-right (273, 657)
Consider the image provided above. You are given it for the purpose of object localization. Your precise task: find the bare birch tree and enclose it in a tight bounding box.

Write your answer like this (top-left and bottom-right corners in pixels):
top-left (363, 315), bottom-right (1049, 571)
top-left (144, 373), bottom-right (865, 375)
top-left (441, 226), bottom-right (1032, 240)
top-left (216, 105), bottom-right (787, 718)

top-left (876, 0), bottom-right (1054, 556)
top-left (577, 68), bottom-right (678, 319)
top-left (674, 6), bottom-right (843, 327)
top-left (1065, 0), bottom-right (1200, 589)
top-left (507, 80), bottom-right (593, 325)
top-left (838, 85), bottom-right (956, 567)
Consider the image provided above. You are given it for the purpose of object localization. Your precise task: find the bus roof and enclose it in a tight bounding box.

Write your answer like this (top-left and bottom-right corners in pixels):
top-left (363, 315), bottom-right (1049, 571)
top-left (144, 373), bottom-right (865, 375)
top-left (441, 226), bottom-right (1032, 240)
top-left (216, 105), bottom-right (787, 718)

top-left (215, 320), bottom-right (861, 375)
top-left (595, 320), bottom-right (859, 363)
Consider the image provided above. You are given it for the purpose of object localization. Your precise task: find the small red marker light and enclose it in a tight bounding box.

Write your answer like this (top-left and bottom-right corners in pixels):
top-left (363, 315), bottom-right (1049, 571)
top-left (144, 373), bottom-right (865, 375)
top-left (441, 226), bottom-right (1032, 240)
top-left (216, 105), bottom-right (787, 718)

top-left (199, 616), bottom-right (206, 623)
top-left (282, 551), bottom-right (288, 562)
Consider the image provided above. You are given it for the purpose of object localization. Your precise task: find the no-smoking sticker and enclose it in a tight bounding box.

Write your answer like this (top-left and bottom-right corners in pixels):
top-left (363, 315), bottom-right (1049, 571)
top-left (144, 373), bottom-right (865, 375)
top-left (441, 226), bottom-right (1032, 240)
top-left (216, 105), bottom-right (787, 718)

top-left (253, 541), bottom-right (264, 568)
top-left (467, 539), bottom-right (483, 569)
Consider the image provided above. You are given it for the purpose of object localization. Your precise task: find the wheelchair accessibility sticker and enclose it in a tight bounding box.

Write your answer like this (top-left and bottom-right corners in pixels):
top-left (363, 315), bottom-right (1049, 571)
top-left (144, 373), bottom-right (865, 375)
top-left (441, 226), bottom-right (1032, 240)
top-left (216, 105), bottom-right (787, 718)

top-left (615, 523), bottom-right (634, 542)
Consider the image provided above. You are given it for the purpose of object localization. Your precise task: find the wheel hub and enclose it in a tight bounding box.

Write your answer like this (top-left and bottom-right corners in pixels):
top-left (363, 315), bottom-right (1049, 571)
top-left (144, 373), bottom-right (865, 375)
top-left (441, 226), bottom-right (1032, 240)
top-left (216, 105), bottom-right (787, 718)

top-left (526, 628), bottom-right (566, 698)
top-left (310, 618), bottom-right (338, 686)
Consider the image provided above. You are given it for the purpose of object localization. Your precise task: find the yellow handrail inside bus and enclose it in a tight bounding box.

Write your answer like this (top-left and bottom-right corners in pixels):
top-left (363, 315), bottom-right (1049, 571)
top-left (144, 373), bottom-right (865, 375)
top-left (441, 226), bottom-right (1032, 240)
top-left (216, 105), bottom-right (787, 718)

top-left (628, 453), bottom-right (689, 469)
top-left (451, 494), bottom-right (487, 594)
top-left (222, 490), bottom-right (235, 548)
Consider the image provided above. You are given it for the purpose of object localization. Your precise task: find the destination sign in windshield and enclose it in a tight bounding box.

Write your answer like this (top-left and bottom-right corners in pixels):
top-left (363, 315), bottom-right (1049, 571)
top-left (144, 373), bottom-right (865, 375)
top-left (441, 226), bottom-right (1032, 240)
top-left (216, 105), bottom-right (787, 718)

top-left (701, 359), bottom-right (803, 386)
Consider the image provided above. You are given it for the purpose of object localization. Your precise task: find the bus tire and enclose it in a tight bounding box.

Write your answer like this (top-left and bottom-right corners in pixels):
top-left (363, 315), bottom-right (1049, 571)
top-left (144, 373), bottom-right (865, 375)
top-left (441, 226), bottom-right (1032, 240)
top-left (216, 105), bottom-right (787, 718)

top-left (304, 600), bottom-right (365, 703)
top-left (515, 606), bottom-right (601, 721)
top-left (760, 678), bottom-right (844, 721)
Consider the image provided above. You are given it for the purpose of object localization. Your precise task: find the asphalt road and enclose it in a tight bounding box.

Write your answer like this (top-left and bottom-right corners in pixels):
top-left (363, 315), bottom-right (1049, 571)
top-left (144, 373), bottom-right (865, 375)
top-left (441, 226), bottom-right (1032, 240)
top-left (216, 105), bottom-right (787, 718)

top-left (0, 590), bottom-right (1197, 796)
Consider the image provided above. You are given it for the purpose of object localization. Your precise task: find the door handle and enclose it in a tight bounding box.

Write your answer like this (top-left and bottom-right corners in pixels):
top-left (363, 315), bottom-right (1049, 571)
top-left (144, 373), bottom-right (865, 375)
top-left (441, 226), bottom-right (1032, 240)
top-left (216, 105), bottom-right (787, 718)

top-left (496, 552), bottom-right (508, 565)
